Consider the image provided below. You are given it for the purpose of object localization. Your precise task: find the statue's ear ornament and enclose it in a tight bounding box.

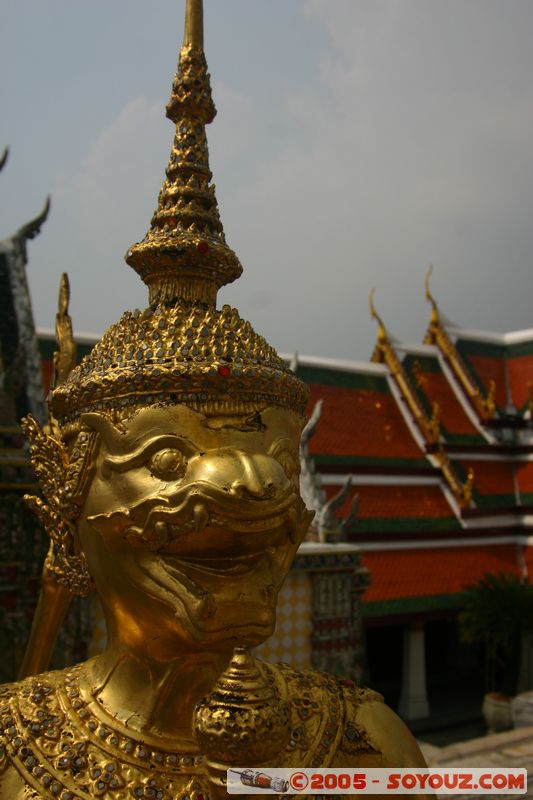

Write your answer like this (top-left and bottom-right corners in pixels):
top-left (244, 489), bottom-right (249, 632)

top-left (21, 414), bottom-right (96, 597)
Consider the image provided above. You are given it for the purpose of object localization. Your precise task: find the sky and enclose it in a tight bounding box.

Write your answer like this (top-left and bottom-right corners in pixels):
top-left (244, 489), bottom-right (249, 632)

top-left (2, 0), bottom-right (533, 361)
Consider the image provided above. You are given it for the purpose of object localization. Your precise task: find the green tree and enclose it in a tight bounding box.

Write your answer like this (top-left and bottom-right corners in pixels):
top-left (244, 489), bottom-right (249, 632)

top-left (459, 572), bottom-right (533, 696)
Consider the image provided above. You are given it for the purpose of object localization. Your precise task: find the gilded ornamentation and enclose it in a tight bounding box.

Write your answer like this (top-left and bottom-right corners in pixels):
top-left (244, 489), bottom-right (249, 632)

top-left (3, 1), bottom-right (427, 797)
top-left (0, 669), bottom-right (210, 799)
top-left (21, 415), bottom-right (95, 596)
top-left (52, 273), bottom-right (77, 391)
top-left (370, 289), bottom-right (440, 445)
top-left (51, 302), bottom-right (308, 428)
top-left (16, 273), bottom-right (92, 682)
top-left (0, 662), bottom-right (389, 799)
top-left (370, 289), bottom-right (474, 509)
top-left (194, 648), bottom-right (291, 764)
top-left (424, 266), bottom-right (496, 421)
top-left (125, 3), bottom-right (241, 308)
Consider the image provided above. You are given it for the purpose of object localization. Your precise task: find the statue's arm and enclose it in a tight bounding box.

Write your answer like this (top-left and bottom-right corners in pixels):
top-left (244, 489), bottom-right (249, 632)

top-left (331, 699), bottom-right (429, 800)
top-left (354, 700), bottom-right (427, 768)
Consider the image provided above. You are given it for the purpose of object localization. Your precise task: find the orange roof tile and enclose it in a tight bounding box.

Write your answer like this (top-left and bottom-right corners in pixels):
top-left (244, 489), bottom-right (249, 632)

top-left (459, 460), bottom-right (515, 497)
top-left (414, 371), bottom-right (479, 436)
top-left (323, 484), bottom-right (452, 519)
top-left (457, 341), bottom-right (533, 411)
top-left (362, 544), bottom-right (521, 603)
top-left (464, 355), bottom-right (507, 408)
top-left (508, 355), bottom-right (533, 410)
top-left (516, 461), bottom-right (533, 495)
top-left (306, 384), bottom-right (424, 460)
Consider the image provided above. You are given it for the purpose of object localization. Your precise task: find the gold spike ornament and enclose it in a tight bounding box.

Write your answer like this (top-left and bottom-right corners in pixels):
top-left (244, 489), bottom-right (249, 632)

top-left (424, 266), bottom-right (496, 421)
top-left (125, 0), bottom-right (242, 308)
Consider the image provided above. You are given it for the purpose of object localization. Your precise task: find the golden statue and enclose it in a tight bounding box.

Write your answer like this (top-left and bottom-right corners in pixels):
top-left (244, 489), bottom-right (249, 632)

top-left (0, 2), bottom-right (426, 797)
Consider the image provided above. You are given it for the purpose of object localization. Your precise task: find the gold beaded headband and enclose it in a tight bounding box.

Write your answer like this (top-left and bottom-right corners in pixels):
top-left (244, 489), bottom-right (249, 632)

top-left (51, 303), bottom-right (308, 425)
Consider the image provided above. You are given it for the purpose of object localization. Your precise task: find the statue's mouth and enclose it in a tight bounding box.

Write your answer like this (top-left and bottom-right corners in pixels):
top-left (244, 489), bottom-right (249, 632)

top-left (136, 534), bottom-right (293, 635)
top-left (87, 483), bottom-right (312, 640)
top-left (88, 482), bottom-right (303, 552)
top-left (161, 548), bottom-right (276, 579)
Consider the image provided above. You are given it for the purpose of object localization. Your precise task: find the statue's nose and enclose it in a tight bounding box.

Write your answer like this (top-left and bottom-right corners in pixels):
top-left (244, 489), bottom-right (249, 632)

top-left (186, 448), bottom-right (289, 499)
top-left (229, 451), bottom-right (271, 498)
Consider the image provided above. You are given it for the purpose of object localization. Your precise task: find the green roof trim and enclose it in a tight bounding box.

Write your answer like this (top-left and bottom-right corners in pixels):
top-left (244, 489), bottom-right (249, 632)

top-left (402, 361), bottom-right (435, 419)
top-left (38, 336), bottom-right (94, 361)
top-left (456, 339), bottom-right (507, 359)
top-left (472, 492), bottom-right (517, 509)
top-left (519, 492), bottom-right (533, 506)
top-left (442, 432), bottom-right (487, 445)
top-left (457, 337), bottom-right (533, 359)
top-left (362, 592), bottom-right (464, 617)
top-left (507, 340), bottom-right (533, 358)
top-left (312, 454), bottom-right (430, 469)
top-left (402, 353), bottom-right (442, 374)
top-left (296, 365), bottom-right (390, 393)
top-left (355, 516), bottom-right (460, 534)
top-left (401, 355), bottom-right (487, 443)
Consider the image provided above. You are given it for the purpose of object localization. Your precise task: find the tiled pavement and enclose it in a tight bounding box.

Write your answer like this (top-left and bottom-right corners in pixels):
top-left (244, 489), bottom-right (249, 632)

top-left (420, 726), bottom-right (533, 798)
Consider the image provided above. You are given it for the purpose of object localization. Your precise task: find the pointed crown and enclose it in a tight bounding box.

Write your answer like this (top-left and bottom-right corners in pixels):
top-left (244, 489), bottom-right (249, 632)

top-left (125, 0), bottom-right (242, 309)
top-left (50, 0), bottom-right (308, 428)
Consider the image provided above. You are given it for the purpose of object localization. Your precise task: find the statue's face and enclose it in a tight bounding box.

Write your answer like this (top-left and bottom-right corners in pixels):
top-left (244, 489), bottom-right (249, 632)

top-left (78, 404), bottom-right (311, 654)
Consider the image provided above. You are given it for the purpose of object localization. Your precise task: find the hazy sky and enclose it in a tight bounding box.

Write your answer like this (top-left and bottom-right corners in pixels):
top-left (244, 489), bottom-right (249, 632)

top-left (3, 0), bottom-right (533, 360)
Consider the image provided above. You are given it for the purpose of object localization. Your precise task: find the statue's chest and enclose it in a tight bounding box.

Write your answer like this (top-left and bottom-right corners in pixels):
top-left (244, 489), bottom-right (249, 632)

top-left (0, 666), bottom-right (352, 800)
top-left (0, 676), bottom-right (211, 800)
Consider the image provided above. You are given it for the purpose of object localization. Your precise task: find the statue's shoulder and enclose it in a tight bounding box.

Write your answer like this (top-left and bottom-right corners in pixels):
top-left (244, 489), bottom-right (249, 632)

top-left (262, 662), bottom-right (384, 767)
top-left (267, 661), bottom-right (383, 713)
top-left (0, 667), bottom-right (66, 714)
top-left (263, 662), bottom-right (425, 770)
top-left (0, 667), bottom-right (72, 798)
top-left (1, 666), bottom-right (64, 690)
top-left (0, 667), bottom-right (65, 725)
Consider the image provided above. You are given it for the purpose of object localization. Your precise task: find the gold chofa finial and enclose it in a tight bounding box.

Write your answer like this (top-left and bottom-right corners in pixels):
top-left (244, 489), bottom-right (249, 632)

top-left (424, 264), bottom-right (440, 326)
top-left (125, 0), bottom-right (242, 308)
top-left (369, 288), bottom-right (387, 345)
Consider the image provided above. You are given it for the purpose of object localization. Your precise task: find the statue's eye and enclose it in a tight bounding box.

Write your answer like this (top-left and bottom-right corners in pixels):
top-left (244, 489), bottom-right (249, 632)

top-left (149, 448), bottom-right (187, 481)
top-left (275, 448), bottom-right (299, 479)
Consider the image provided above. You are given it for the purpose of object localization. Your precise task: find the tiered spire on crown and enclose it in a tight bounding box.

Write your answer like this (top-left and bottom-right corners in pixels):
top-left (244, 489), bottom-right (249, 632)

top-left (50, 0), bottom-right (309, 427)
top-left (125, 0), bottom-right (242, 308)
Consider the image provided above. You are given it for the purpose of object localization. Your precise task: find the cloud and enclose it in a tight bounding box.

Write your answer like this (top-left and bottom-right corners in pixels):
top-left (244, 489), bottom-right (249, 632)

top-left (221, 0), bottom-right (533, 357)
top-left (23, 1), bottom-right (533, 359)
top-left (30, 95), bottom-right (168, 333)
top-left (61, 95), bottom-right (166, 237)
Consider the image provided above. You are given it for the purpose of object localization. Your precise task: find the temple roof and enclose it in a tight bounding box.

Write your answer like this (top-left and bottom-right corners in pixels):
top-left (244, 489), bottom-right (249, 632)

top-left (401, 351), bottom-right (485, 445)
top-left (296, 359), bottom-right (428, 470)
top-left (456, 458), bottom-right (516, 509)
top-left (322, 483), bottom-right (459, 536)
top-left (455, 332), bottom-right (533, 413)
top-left (361, 542), bottom-right (522, 615)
